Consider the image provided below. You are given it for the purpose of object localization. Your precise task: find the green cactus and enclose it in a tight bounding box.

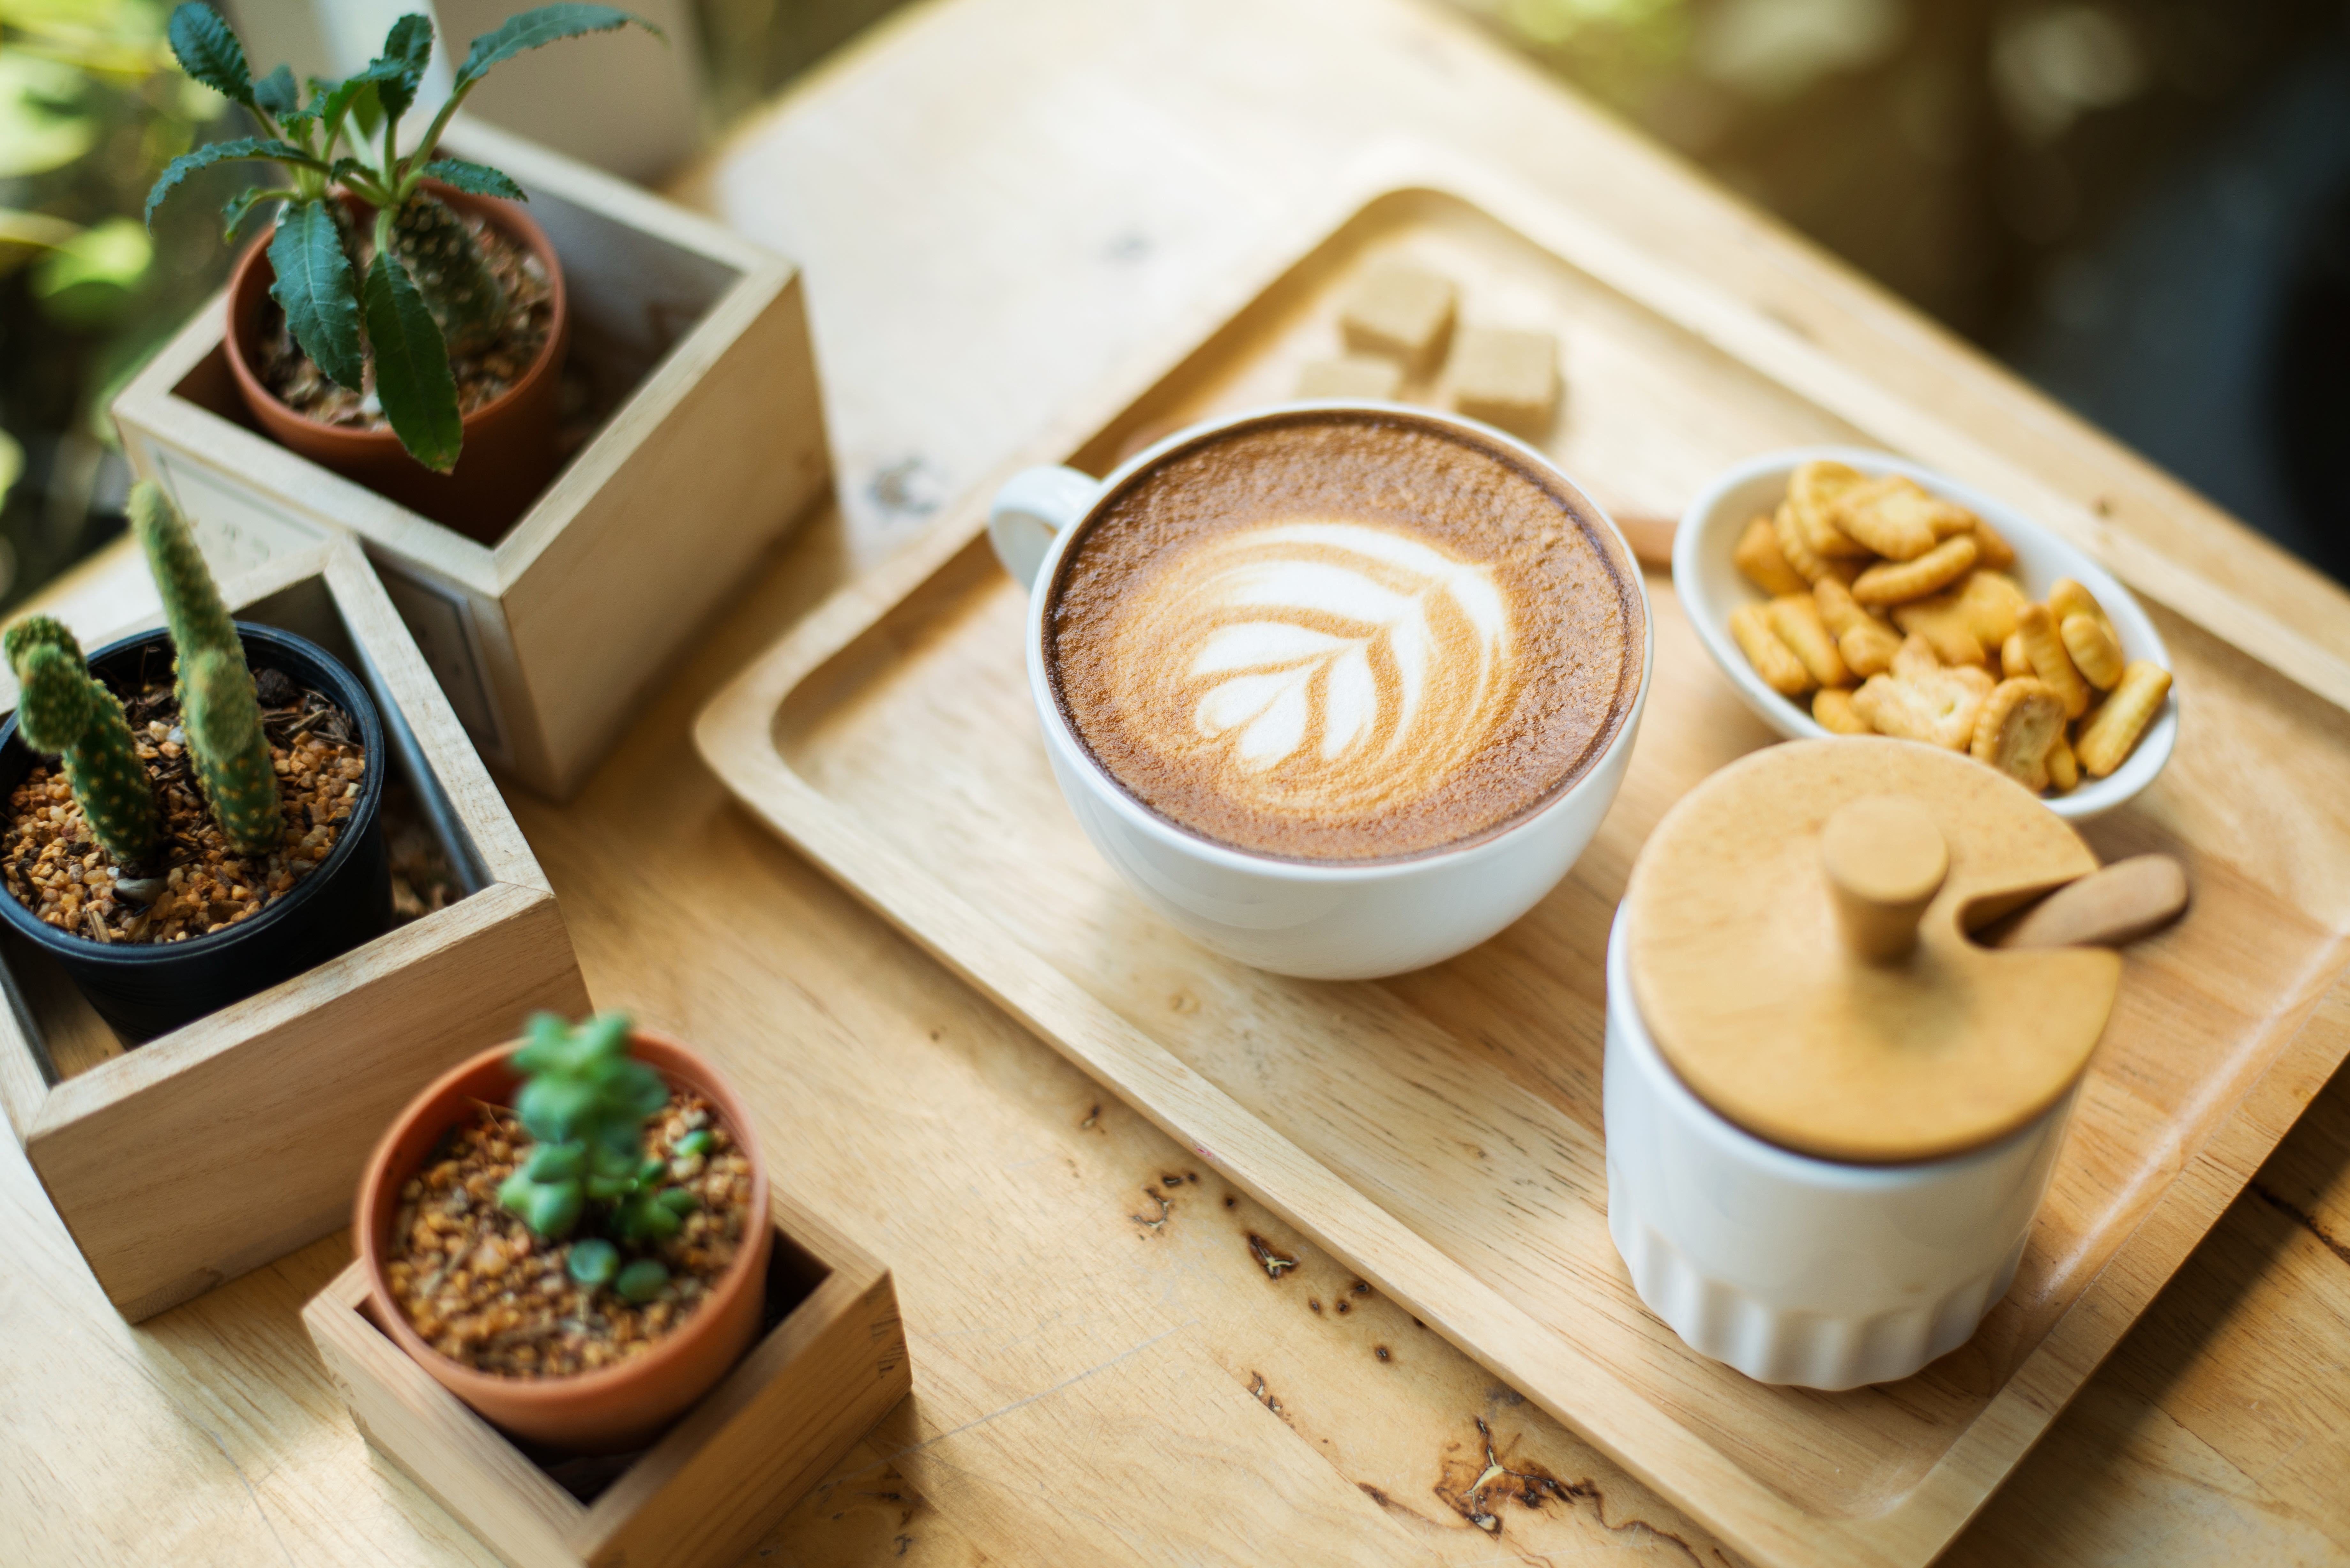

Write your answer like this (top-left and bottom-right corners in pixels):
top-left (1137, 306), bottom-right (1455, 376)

top-left (128, 483), bottom-right (282, 855)
top-left (4, 617), bottom-right (161, 865)
top-left (391, 193), bottom-right (507, 357)
top-left (496, 1011), bottom-right (699, 1301)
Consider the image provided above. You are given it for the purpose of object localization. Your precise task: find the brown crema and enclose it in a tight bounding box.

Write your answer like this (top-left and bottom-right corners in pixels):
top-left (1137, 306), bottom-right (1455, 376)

top-left (1045, 410), bottom-right (1644, 862)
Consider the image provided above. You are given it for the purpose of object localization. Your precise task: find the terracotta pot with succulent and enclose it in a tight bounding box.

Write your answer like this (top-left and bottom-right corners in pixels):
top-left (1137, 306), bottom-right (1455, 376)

top-left (0, 482), bottom-right (390, 1040)
top-left (357, 1013), bottom-right (772, 1453)
top-left (144, 4), bottom-right (656, 541)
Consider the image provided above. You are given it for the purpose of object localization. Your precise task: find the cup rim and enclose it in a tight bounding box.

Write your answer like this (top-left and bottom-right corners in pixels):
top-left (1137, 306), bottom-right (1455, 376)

top-left (1022, 398), bottom-right (1656, 882)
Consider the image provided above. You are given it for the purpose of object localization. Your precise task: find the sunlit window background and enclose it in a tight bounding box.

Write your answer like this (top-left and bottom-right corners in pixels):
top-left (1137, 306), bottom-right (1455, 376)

top-left (3, 0), bottom-right (2343, 611)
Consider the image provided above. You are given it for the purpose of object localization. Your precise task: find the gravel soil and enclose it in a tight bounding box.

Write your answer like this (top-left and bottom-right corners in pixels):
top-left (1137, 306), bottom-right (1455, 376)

top-left (386, 1093), bottom-right (755, 1379)
top-left (2, 670), bottom-right (364, 945)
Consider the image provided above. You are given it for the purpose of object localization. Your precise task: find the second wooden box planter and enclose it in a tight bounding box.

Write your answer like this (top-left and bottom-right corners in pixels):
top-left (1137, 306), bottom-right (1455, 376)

top-left (306, 1196), bottom-right (909, 1568)
top-left (0, 539), bottom-right (589, 1320)
top-left (110, 119), bottom-right (831, 799)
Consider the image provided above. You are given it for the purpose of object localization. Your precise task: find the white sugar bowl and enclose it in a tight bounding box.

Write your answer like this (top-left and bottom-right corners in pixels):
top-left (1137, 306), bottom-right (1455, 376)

top-left (1605, 738), bottom-right (2121, 1389)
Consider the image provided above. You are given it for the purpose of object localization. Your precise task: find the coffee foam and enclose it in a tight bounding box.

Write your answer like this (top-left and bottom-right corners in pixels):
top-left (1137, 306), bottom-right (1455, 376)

top-left (1119, 519), bottom-right (1514, 818)
top-left (1048, 412), bottom-right (1642, 862)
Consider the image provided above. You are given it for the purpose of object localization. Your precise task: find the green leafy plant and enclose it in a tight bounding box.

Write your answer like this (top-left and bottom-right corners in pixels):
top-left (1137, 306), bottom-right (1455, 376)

top-left (142, 4), bottom-right (656, 472)
top-left (4, 614), bottom-right (159, 863)
top-left (497, 1011), bottom-right (699, 1304)
top-left (130, 481), bottom-right (279, 853)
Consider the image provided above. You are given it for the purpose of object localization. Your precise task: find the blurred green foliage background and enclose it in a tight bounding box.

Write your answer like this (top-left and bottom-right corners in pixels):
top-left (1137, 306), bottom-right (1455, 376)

top-left (2, 0), bottom-right (2342, 611)
top-left (0, 1), bottom-right (256, 604)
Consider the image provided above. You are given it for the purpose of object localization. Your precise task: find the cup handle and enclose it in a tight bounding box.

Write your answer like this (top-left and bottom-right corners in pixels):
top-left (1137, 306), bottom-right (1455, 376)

top-left (989, 466), bottom-right (1101, 593)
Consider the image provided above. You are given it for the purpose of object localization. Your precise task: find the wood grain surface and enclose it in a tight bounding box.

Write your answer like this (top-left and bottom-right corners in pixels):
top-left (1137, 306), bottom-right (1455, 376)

top-left (5, 1), bottom-right (2348, 1564)
top-left (692, 151), bottom-right (2350, 1564)
top-left (305, 1198), bottom-right (909, 1568)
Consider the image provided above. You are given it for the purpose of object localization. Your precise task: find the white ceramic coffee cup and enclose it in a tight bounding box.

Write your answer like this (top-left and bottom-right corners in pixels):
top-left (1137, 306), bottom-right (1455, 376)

top-left (988, 402), bottom-right (1653, 980)
top-left (1603, 901), bottom-right (2073, 1390)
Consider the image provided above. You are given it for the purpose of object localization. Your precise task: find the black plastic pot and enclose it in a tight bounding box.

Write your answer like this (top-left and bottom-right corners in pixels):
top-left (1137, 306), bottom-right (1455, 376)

top-left (0, 622), bottom-right (391, 1042)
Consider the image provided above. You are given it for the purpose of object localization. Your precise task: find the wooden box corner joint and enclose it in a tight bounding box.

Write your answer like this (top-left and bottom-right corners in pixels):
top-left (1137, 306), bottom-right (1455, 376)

top-left (304, 1199), bottom-right (910, 1568)
top-left (108, 118), bottom-right (832, 800)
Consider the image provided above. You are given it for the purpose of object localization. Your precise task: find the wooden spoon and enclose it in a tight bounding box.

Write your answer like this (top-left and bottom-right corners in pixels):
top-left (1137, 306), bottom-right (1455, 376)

top-left (1992, 854), bottom-right (2189, 950)
top-left (1614, 513), bottom-right (1676, 568)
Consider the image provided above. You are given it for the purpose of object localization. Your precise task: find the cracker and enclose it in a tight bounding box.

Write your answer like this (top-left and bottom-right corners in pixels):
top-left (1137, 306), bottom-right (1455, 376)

top-left (1830, 474), bottom-right (1944, 561)
top-left (1839, 619), bottom-right (1902, 677)
top-left (2049, 578), bottom-right (2113, 639)
top-left (2001, 630), bottom-right (2031, 680)
top-left (1852, 661), bottom-right (1995, 751)
top-left (1970, 677), bottom-right (2065, 792)
top-left (1340, 263), bottom-right (1457, 369)
top-left (1891, 631), bottom-right (1944, 681)
top-left (1853, 535), bottom-right (1977, 606)
top-left (2075, 660), bottom-right (2171, 777)
top-left (1734, 516), bottom-right (1808, 596)
top-left (1772, 500), bottom-right (1847, 586)
top-left (1969, 517), bottom-right (2017, 570)
top-left (2060, 612), bottom-right (2124, 690)
top-left (2016, 602), bottom-right (2089, 718)
top-left (1811, 577), bottom-right (1886, 637)
top-left (1929, 504), bottom-right (1979, 539)
top-left (2046, 731), bottom-right (2079, 793)
top-left (1730, 603), bottom-right (1811, 696)
top-left (1766, 594), bottom-right (1848, 688)
top-left (1952, 571), bottom-right (2027, 645)
top-left (1813, 687), bottom-right (1872, 735)
top-left (1791, 460), bottom-right (1873, 559)
top-left (1296, 355), bottom-right (1406, 401)
top-left (1449, 326), bottom-right (1558, 434)
top-left (1891, 596), bottom-right (1986, 668)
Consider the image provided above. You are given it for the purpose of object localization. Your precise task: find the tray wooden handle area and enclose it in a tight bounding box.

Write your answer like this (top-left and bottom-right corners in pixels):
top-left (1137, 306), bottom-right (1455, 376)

top-left (697, 156), bottom-right (2350, 1568)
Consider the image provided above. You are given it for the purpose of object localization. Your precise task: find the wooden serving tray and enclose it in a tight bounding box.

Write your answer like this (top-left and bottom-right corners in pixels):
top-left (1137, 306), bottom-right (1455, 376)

top-left (696, 152), bottom-right (2350, 1568)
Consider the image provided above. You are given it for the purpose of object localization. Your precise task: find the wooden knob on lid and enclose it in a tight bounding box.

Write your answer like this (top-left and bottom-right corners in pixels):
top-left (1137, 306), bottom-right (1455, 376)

top-left (1821, 795), bottom-right (1947, 963)
top-left (1625, 739), bottom-right (2123, 1164)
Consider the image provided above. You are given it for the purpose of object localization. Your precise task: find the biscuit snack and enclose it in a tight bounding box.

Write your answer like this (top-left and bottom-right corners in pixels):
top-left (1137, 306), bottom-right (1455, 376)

top-left (1734, 516), bottom-right (1808, 596)
top-left (1725, 462), bottom-right (2170, 794)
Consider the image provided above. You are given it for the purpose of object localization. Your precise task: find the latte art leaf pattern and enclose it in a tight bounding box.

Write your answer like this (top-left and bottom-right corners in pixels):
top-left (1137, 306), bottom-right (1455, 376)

top-left (1114, 520), bottom-right (1517, 818)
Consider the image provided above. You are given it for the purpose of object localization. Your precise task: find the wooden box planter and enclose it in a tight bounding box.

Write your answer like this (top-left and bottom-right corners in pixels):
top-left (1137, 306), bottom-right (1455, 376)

top-left (110, 118), bottom-right (831, 799)
top-left (0, 539), bottom-right (589, 1321)
top-left (305, 1198), bottom-right (910, 1568)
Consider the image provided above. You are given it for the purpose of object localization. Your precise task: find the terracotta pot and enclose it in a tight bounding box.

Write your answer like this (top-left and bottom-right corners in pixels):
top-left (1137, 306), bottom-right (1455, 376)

top-left (357, 1031), bottom-right (772, 1454)
top-left (224, 183), bottom-right (570, 545)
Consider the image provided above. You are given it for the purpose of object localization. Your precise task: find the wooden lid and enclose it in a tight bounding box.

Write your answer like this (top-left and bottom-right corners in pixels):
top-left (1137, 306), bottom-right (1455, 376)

top-left (1625, 738), bottom-right (2119, 1163)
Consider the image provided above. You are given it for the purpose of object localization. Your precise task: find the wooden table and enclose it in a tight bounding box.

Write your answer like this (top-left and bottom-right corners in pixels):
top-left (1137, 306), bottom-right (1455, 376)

top-left (10, 1), bottom-right (2348, 1562)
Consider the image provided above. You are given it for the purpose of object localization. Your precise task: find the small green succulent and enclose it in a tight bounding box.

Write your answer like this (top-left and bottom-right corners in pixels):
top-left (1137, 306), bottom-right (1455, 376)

top-left (144, 4), bottom-right (657, 473)
top-left (497, 1011), bottom-right (699, 1303)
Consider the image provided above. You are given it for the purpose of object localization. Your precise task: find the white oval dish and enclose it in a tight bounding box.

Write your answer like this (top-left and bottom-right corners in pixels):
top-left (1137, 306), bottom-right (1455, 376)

top-left (1673, 447), bottom-right (2176, 820)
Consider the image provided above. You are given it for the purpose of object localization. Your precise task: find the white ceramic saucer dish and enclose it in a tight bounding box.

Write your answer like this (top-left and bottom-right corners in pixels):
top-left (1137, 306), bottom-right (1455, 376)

top-left (1672, 447), bottom-right (2175, 820)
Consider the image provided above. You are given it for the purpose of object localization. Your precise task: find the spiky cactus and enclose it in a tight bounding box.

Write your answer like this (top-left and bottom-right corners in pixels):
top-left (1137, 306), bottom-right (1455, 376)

top-left (4, 617), bottom-right (160, 864)
top-left (129, 483), bottom-right (282, 854)
top-left (392, 193), bottom-right (507, 357)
